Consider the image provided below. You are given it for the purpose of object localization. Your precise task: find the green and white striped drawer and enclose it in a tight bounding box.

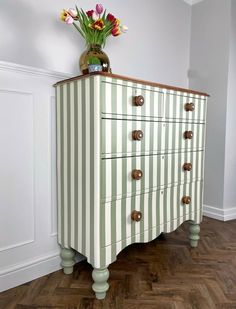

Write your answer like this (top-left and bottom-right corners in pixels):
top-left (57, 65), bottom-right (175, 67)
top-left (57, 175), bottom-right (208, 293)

top-left (102, 119), bottom-right (205, 157)
top-left (101, 79), bottom-right (164, 119)
top-left (101, 181), bottom-right (203, 247)
top-left (101, 210), bottom-right (201, 267)
top-left (101, 151), bottom-right (203, 201)
top-left (165, 91), bottom-right (207, 122)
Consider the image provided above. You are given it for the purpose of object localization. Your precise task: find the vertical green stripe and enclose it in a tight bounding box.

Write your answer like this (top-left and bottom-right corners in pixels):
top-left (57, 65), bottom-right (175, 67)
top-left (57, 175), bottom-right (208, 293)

top-left (56, 88), bottom-right (61, 243)
top-left (67, 83), bottom-right (71, 245)
top-left (165, 93), bottom-right (170, 117)
top-left (60, 85), bottom-right (65, 246)
top-left (173, 92), bottom-right (177, 119)
top-left (81, 79), bottom-right (86, 252)
top-left (169, 185), bottom-right (173, 229)
top-left (197, 97), bottom-right (201, 121)
top-left (90, 77), bottom-right (95, 263)
top-left (121, 83), bottom-right (127, 247)
top-left (100, 205), bottom-right (105, 247)
top-left (101, 160), bottom-right (106, 199)
top-left (140, 155), bottom-right (145, 240)
top-left (111, 200), bottom-right (116, 257)
top-left (131, 195), bottom-right (135, 238)
top-left (74, 81), bottom-right (79, 248)
top-left (121, 198), bottom-right (127, 248)
top-left (111, 83), bottom-right (117, 199)
top-left (148, 191), bottom-right (152, 240)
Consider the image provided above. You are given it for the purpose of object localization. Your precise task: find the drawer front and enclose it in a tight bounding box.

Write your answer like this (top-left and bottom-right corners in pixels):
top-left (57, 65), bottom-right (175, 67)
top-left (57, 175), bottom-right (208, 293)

top-left (101, 181), bottom-right (203, 247)
top-left (102, 119), bottom-right (205, 157)
top-left (165, 92), bottom-right (207, 122)
top-left (101, 151), bottom-right (203, 201)
top-left (101, 81), bottom-right (164, 119)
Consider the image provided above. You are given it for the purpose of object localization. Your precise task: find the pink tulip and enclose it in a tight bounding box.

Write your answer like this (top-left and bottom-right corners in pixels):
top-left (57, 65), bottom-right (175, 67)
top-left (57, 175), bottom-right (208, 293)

top-left (92, 11), bottom-right (99, 21)
top-left (65, 15), bottom-right (74, 25)
top-left (68, 8), bottom-right (77, 18)
top-left (96, 4), bottom-right (103, 15)
top-left (121, 25), bottom-right (128, 33)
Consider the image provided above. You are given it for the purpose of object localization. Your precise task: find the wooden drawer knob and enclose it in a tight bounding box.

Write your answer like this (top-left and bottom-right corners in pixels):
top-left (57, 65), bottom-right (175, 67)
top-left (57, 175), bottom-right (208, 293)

top-left (132, 130), bottom-right (143, 141)
top-left (182, 196), bottom-right (191, 204)
top-left (184, 131), bottom-right (193, 139)
top-left (131, 210), bottom-right (142, 222)
top-left (183, 163), bottom-right (192, 171)
top-left (134, 95), bottom-right (145, 106)
top-left (132, 169), bottom-right (143, 180)
top-left (185, 103), bottom-right (195, 112)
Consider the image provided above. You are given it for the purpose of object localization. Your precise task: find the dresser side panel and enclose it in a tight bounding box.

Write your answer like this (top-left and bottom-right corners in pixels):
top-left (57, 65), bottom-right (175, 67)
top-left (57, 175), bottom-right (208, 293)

top-left (56, 86), bottom-right (62, 245)
top-left (201, 98), bottom-right (208, 219)
top-left (56, 76), bottom-right (101, 267)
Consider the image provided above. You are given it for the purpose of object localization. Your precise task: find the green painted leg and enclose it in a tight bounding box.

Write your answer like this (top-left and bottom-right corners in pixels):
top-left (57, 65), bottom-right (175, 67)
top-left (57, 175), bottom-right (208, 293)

top-left (189, 222), bottom-right (200, 248)
top-left (92, 267), bottom-right (109, 300)
top-left (60, 247), bottom-right (75, 274)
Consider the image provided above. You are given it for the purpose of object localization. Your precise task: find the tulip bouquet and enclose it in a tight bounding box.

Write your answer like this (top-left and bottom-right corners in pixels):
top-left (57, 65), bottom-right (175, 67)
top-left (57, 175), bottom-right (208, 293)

top-left (60, 4), bottom-right (128, 47)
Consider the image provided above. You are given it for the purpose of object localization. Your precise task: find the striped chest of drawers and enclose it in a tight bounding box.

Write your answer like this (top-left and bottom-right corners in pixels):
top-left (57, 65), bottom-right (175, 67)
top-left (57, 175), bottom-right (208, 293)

top-left (55, 73), bottom-right (208, 300)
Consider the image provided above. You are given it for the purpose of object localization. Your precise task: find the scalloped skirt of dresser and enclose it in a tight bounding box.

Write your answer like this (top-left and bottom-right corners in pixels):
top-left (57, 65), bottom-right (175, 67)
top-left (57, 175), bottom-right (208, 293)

top-left (99, 210), bottom-right (201, 268)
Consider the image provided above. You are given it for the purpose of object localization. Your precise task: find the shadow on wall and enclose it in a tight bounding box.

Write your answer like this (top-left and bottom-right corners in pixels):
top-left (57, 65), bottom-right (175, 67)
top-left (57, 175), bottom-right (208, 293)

top-left (0, 0), bottom-right (83, 73)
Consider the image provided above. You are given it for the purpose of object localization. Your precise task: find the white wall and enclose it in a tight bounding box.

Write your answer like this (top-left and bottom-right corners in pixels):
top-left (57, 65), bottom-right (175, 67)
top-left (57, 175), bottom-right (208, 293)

top-left (189, 0), bottom-right (236, 220)
top-left (0, 0), bottom-right (191, 87)
top-left (224, 0), bottom-right (236, 211)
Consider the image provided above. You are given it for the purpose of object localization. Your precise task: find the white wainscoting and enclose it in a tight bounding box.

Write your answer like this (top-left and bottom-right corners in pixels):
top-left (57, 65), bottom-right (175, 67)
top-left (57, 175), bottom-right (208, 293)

top-left (0, 61), bottom-right (72, 292)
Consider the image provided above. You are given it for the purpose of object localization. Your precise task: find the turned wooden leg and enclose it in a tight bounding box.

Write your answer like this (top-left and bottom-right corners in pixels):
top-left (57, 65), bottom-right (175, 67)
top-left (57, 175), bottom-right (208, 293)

top-left (189, 222), bottom-right (200, 248)
top-left (92, 267), bottom-right (109, 300)
top-left (60, 247), bottom-right (75, 274)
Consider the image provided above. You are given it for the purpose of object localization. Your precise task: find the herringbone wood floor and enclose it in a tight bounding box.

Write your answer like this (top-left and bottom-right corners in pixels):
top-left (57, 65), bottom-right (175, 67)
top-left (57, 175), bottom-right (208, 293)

top-left (1, 217), bottom-right (236, 309)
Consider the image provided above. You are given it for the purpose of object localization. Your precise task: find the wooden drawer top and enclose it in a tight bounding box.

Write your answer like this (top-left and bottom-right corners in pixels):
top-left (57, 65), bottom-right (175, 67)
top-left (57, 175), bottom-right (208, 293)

top-left (54, 72), bottom-right (209, 97)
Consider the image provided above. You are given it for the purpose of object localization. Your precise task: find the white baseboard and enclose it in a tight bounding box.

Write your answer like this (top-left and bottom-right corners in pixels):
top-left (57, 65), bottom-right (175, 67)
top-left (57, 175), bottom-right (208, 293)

top-left (203, 204), bottom-right (236, 221)
top-left (0, 252), bottom-right (61, 292)
top-left (0, 251), bottom-right (86, 292)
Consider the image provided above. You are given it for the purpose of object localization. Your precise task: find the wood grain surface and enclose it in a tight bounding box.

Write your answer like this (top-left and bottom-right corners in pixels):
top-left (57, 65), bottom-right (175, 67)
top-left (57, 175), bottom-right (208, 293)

top-left (53, 72), bottom-right (209, 97)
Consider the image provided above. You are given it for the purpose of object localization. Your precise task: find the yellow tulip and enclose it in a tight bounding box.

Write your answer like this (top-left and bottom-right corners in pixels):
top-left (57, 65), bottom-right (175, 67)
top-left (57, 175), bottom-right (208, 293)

top-left (60, 9), bottom-right (69, 22)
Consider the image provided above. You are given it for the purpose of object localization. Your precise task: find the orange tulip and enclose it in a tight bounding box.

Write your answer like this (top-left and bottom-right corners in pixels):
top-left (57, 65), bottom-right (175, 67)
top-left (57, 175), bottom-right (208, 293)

top-left (113, 19), bottom-right (120, 27)
top-left (89, 19), bottom-right (105, 31)
top-left (112, 26), bottom-right (121, 36)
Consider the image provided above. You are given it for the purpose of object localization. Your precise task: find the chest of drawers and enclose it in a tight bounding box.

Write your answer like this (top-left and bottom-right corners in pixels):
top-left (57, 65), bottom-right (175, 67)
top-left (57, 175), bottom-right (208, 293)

top-left (55, 73), bottom-right (208, 299)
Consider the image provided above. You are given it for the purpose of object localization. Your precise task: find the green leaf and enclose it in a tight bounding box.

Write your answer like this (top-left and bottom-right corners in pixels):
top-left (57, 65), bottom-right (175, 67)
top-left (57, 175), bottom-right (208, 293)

top-left (102, 9), bottom-right (107, 20)
top-left (75, 5), bottom-right (80, 15)
top-left (73, 22), bottom-right (85, 38)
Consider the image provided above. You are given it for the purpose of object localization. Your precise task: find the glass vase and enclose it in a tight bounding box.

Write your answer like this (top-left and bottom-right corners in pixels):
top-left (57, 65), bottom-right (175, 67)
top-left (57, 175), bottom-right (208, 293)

top-left (79, 44), bottom-right (110, 75)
